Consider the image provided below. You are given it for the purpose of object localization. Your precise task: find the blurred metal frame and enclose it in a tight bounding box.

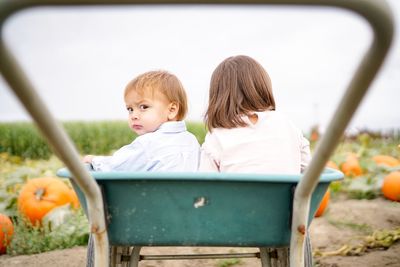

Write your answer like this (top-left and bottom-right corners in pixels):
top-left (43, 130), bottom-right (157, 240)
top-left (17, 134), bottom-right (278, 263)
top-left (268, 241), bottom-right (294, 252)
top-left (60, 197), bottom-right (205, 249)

top-left (0, 1), bottom-right (394, 266)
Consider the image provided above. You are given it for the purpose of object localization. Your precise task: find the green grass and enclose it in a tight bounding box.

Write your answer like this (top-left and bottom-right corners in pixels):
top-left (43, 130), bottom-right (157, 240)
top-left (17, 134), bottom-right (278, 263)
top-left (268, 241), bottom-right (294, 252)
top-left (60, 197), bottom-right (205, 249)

top-left (7, 209), bottom-right (89, 255)
top-left (216, 258), bottom-right (242, 267)
top-left (63, 120), bottom-right (135, 156)
top-left (0, 122), bottom-right (50, 159)
top-left (326, 215), bottom-right (373, 235)
top-left (0, 120), bottom-right (206, 159)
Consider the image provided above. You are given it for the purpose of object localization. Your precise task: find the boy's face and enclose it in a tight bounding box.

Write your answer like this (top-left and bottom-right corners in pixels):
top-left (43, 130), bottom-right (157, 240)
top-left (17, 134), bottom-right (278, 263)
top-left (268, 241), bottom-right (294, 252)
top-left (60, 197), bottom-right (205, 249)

top-left (125, 89), bottom-right (177, 135)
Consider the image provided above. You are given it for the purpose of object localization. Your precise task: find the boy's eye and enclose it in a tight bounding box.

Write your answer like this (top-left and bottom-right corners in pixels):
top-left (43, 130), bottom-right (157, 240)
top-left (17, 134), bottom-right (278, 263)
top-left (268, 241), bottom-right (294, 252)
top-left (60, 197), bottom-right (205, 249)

top-left (127, 107), bottom-right (133, 114)
top-left (139, 105), bottom-right (149, 110)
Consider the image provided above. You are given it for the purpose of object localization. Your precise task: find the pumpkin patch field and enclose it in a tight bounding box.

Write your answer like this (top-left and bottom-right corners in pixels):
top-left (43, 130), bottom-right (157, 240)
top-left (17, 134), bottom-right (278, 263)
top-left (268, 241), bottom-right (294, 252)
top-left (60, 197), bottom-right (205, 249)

top-left (0, 154), bottom-right (88, 256)
top-left (0, 124), bottom-right (400, 266)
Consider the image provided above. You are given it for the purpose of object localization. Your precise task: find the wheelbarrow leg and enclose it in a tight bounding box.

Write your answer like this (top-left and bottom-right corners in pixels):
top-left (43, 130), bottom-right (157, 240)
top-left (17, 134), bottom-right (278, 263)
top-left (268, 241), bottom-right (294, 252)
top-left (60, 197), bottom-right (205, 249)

top-left (259, 247), bottom-right (289, 267)
top-left (259, 247), bottom-right (272, 267)
top-left (109, 245), bottom-right (118, 267)
top-left (86, 235), bottom-right (117, 267)
top-left (128, 246), bottom-right (142, 267)
top-left (87, 234), bottom-right (95, 267)
top-left (86, 236), bottom-right (141, 267)
top-left (304, 233), bottom-right (314, 267)
top-left (259, 233), bottom-right (313, 267)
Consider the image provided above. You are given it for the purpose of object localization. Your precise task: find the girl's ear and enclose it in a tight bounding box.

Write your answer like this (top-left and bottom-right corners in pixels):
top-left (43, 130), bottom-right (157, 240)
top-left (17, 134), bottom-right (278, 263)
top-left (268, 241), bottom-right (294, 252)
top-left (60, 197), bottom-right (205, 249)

top-left (167, 102), bottom-right (179, 120)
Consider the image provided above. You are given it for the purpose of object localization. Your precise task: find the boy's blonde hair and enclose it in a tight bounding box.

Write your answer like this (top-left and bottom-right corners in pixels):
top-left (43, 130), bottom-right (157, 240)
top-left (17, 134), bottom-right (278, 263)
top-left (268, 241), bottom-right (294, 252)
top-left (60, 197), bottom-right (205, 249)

top-left (205, 55), bottom-right (276, 131)
top-left (124, 70), bottom-right (188, 121)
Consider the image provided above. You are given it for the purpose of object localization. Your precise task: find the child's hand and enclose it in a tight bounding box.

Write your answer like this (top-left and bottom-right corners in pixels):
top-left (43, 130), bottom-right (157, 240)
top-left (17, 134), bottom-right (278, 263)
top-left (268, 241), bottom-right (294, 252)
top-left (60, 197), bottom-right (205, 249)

top-left (83, 155), bottom-right (94, 163)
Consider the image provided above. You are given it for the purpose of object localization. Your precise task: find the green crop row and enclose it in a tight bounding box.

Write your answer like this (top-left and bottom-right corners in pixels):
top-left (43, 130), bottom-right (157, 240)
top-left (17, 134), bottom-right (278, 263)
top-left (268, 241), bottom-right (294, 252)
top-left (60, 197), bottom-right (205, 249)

top-left (0, 121), bottom-right (206, 159)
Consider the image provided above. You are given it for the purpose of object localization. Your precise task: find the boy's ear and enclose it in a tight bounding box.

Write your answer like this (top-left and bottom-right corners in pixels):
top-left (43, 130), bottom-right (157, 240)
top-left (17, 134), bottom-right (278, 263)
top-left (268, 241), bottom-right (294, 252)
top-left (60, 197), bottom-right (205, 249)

top-left (167, 102), bottom-right (179, 120)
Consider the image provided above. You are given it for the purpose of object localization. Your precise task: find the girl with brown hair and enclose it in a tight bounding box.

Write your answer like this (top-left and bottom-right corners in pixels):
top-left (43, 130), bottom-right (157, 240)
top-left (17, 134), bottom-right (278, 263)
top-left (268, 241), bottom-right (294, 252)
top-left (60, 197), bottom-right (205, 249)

top-left (200, 55), bottom-right (310, 174)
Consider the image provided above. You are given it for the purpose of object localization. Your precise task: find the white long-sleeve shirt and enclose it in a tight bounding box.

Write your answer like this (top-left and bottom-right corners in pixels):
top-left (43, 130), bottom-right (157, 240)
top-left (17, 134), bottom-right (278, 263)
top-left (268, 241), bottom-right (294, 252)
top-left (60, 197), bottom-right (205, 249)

top-left (199, 111), bottom-right (311, 174)
top-left (91, 121), bottom-right (200, 172)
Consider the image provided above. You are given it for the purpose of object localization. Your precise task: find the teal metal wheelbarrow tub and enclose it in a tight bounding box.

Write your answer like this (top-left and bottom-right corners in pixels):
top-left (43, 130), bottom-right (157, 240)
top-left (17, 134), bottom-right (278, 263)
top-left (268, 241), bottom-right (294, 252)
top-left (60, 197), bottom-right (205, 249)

top-left (57, 168), bottom-right (342, 247)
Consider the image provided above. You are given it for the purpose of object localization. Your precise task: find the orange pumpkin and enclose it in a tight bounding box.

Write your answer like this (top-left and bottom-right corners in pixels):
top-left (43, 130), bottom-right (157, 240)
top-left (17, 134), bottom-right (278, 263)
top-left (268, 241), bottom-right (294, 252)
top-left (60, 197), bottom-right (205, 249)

top-left (372, 155), bottom-right (400, 167)
top-left (0, 213), bottom-right (13, 254)
top-left (18, 177), bottom-right (79, 225)
top-left (381, 171), bottom-right (400, 201)
top-left (315, 189), bottom-right (330, 217)
top-left (340, 153), bottom-right (362, 177)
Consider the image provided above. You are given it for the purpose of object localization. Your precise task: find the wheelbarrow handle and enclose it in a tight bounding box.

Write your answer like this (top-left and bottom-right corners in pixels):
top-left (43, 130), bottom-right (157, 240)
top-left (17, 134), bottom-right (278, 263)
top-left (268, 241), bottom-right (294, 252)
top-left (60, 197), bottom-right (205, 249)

top-left (0, 1), bottom-right (394, 267)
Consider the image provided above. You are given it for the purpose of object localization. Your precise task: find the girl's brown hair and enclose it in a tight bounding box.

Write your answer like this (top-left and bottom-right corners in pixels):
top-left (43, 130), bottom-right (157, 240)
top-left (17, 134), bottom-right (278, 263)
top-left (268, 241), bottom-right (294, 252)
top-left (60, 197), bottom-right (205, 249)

top-left (124, 70), bottom-right (188, 121)
top-left (205, 55), bottom-right (276, 131)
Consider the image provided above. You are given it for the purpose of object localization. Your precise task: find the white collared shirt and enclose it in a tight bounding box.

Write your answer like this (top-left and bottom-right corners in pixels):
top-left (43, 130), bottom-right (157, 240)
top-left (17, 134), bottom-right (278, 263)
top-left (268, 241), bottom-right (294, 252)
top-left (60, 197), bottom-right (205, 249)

top-left (199, 111), bottom-right (311, 174)
top-left (91, 121), bottom-right (200, 172)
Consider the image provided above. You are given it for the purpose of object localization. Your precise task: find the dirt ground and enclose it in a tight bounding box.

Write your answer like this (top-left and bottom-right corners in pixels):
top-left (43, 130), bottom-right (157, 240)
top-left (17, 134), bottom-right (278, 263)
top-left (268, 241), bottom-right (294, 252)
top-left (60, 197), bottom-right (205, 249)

top-left (1, 196), bottom-right (400, 267)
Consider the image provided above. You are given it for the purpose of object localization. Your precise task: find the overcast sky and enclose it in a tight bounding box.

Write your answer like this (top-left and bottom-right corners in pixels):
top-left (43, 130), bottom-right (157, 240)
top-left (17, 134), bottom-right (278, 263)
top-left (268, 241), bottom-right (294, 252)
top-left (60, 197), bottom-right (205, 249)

top-left (1, 1), bottom-right (399, 132)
